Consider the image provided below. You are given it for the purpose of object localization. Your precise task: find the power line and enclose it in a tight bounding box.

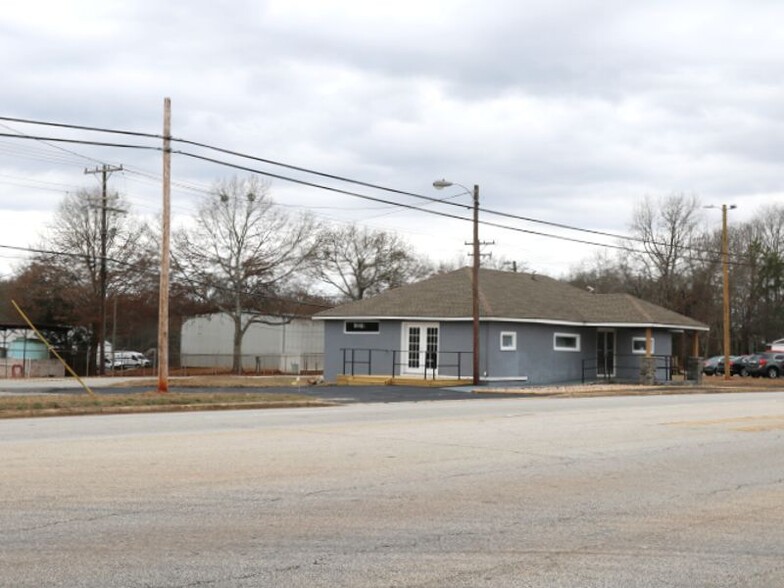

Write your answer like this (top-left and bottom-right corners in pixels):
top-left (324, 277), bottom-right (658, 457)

top-left (0, 116), bottom-right (721, 252)
top-left (0, 120), bottom-right (749, 262)
top-left (0, 115), bottom-right (162, 141)
top-left (0, 132), bottom-right (158, 152)
top-left (0, 115), bottom-right (473, 210)
top-left (174, 150), bottom-right (478, 222)
top-left (0, 121), bottom-right (105, 166)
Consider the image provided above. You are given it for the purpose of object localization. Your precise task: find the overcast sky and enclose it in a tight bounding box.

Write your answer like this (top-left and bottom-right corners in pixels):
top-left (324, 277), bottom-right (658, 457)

top-left (1, 0), bottom-right (782, 280)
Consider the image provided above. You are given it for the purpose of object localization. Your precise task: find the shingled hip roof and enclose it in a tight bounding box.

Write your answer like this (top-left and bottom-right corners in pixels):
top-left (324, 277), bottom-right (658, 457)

top-left (315, 267), bottom-right (708, 331)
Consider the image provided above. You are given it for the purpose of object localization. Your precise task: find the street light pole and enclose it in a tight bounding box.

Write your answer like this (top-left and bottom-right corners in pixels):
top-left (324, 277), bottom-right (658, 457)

top-left (706, 204), bottom-right (736, 381)
top-left (433, 179), bottom-right (481, 385)
top-left (470, 184), bottom-right (480, 386)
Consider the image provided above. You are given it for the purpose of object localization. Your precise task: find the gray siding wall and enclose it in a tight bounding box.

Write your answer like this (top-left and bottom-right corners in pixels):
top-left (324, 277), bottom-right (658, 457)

top-left (322, 320), bottom-right (474, 381)
top-left (437, 322), bottom-right (474, 378)
top-left (484, 323), bottom-right (594, 384)
top-left (323, 319), bottom-right (676, 385)
top-left (322, 320), bottom-right (403, 380)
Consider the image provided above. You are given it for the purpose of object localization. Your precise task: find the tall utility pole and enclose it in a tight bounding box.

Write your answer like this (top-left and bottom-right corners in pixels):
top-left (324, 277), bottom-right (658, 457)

top-left (158, 97), bottom-right (172, 393)
top-left (84, 163), bottom-right (123, 376)
top-left (720, 204), bottom-right (735, 381)
top-left (706, 203), bottom-right (736, 381)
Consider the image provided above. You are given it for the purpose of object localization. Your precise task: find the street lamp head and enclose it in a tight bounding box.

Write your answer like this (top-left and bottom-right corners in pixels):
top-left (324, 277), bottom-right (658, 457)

top-left (432, 179), bottom-right (453, 190)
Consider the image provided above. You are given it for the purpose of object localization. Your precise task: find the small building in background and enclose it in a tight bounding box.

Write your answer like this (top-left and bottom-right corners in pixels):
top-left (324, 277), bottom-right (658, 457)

top-left (1, 336), bottom-right (64, 378)
top-left (180, 312), bottom-right (324, 374)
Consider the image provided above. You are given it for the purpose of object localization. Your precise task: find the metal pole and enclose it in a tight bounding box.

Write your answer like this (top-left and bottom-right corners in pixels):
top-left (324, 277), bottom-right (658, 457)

top-left (472, 184), bottom-right (480, 386)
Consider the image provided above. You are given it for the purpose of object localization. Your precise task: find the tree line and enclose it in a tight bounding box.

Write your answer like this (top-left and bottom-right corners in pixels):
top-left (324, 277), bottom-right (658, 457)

top-left (1, 179), bottom-right (781, 372)
top-left (568, 194), bottom-right (784, 356)
top-left (0, 176), bottom-right (431, 373)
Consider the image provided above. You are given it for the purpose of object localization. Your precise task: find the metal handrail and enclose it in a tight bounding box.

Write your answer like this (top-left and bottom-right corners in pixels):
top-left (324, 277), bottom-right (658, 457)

top-left (582, 354), bottom-right (674, 384)
top-left (341, 348), bottom-right (471, 380)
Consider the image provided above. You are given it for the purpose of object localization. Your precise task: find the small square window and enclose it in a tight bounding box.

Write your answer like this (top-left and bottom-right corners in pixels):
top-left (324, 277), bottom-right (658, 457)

top-left (554, 333), bottom-right (580, 352)
top-left (500, 332), bottom-right (516, 351)
top-left (632, 337), bottom-right (653, 354)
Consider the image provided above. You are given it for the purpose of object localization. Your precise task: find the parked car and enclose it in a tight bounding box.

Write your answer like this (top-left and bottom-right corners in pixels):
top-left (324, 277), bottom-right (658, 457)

top-left (766, 338), bottom-right (784, 352)
top-left (110, 351), bottom-right (152, 370)
top-left (702, 356), bottom-right (722, 376)
top-left (717, 354), bottom-right (754, 377)
top-left (747, 352), bottom-right (784, 378)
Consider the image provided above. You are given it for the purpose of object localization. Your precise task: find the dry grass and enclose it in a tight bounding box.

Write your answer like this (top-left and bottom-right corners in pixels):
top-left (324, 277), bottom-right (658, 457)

top-left (699, 374), bottom-right (784, 388)
top-left (479, 374), bottom-right (784, 397)
top-left (112, 375), bottom-right (324, 388)
top-left (0, 391), bottom-right (330, 419)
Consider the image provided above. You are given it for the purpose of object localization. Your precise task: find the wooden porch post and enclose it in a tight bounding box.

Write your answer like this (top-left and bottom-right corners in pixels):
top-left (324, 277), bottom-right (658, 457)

top-left (645, 327), bottom-right (653, 357)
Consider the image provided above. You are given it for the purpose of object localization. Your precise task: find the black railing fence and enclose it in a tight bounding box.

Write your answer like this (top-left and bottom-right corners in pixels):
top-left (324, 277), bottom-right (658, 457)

top-left (582, 354), bottom-right (675, 384)
top-left (341, 348), bottom-right (472, 380)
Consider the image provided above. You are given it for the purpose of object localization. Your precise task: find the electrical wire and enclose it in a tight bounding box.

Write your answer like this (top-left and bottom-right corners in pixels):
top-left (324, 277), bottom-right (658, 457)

top-left (0, 115), bottom-right (726, 255)
top-left (0, 119), bottom-right (757, 265)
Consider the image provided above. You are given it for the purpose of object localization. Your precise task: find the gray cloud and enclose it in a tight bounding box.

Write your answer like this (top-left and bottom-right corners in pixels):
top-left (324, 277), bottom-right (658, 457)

top-left (1, 0), bottom-right (783, 277)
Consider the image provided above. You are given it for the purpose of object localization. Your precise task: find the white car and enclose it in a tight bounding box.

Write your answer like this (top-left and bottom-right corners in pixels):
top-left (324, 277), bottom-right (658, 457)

top-left (110, 351), bottom-right (152, 369)
top-left (768, 338), bottom-right (784, 352)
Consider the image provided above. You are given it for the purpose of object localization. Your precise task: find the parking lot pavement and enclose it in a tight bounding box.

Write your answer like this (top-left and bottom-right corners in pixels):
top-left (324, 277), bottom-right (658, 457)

top-left (3, 376), bottom-right (782, 403)
top-left (0, 377), bottom-right (530, 403)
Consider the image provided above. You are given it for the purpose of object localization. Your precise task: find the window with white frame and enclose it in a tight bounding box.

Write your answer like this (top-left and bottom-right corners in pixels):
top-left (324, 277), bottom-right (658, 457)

top-left (632, 337), bottom-right (653, 354)
top-left (500, 331), bottom-right (517, 351)
top-left (554, 332), bottom-right (581, 352)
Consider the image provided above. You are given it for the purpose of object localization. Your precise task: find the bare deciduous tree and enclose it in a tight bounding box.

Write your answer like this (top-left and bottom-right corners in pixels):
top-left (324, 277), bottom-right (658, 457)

top-left (312, 224), bottom-right (431, 301)
top-left (173, 176), bottom-right (319, 373)
top-left (20, 188), bottom-right (154, 367)
top-left (628, 193), bottom-right (702, 307)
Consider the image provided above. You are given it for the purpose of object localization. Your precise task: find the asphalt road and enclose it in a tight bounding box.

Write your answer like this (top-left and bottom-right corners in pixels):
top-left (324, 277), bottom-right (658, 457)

top-left (2, 392), bottom-right (784, 587)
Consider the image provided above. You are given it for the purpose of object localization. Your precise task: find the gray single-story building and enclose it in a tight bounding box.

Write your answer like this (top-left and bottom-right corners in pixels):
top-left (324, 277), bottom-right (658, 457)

top-left (314, 267), bottom-right (709, 385)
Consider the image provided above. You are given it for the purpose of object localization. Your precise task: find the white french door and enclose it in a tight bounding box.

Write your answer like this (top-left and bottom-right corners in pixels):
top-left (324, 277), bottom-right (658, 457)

top-left (402, 323), bottom-right (439, 375)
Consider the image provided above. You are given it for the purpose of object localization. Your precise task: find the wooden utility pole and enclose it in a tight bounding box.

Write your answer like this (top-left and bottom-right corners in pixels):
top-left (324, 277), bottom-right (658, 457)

top-left (706, 203), bottom-right (736, 380)
top-left (84, 163), bottom-right (123, 375)
top-left (721, 204), bottom-right (732, 381)
top-left (158, 98), bottom-right (171, 393)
